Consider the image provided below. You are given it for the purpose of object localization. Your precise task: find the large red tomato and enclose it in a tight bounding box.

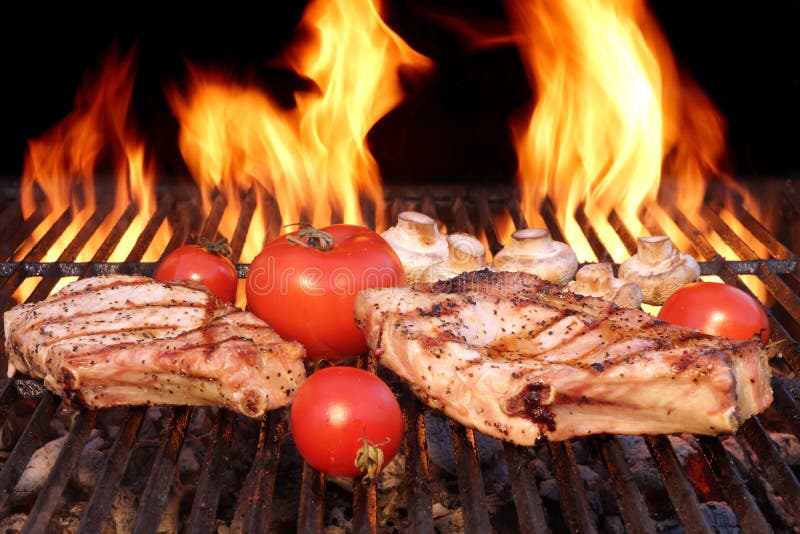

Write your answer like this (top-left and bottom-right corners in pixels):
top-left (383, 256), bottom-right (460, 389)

top-left (290, 366), bottom-right (403, 478)
top-left (246, 224), bottom-right (405, 360)
top-left (155, 239), bottom-right (237, 303)
top-left (657, 281), bottom-right (770, 344)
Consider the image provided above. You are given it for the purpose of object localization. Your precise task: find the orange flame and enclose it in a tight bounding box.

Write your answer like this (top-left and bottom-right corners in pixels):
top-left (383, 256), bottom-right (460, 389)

top-left (506, 0), bottom-right (727, 262)
top-left (169, 0), bottom-right (431, 262)
top-left (17, 48), bottom-right (169, 263)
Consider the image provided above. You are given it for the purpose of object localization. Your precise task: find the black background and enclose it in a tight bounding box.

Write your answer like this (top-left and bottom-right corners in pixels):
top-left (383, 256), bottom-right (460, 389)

top-left (0, 1), bottom-right (796, 184)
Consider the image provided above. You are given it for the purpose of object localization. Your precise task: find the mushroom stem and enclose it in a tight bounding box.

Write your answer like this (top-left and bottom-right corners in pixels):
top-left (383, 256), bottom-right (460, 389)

top-left (447, 233), bottom-right (487, 271)
top-left (397, 211), bottom-right (438, 245)
top-left (575, 262), bottom-right (614, 290)
top-left (638, 236), bottom-right (673, 265)
top-left (509, 228), bottom-right (553, 254)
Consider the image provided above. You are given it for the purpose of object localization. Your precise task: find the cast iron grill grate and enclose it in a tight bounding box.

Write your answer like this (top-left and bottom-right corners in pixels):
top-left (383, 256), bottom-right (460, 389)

top-left (0, 180), bottom-right (799, 532)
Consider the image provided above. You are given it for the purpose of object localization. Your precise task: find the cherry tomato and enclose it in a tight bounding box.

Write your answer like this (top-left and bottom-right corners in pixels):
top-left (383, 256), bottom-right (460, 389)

top-left (155, 240), bottom-right (238, 303)
top-left (246, 224), bottom-right (404, 360)
top-left (290, 366), bottom-right (403, 478)
top-left (657, 281), bottom-right (769, 344)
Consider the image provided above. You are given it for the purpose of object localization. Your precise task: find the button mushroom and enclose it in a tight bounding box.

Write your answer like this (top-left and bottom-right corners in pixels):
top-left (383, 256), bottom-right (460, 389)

top-left (421, 233), bottom-right (487, 282)
top-left (618, 236), bottom-right (700, 305)
top-left (492, 228), bottom-right (578, 285)
top-left (567, 262), bottom-right (643, 309)
top-left (381, 211), bottom-right (449, 284)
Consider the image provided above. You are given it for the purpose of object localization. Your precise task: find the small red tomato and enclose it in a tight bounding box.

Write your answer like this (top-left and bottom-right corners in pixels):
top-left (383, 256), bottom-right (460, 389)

top-left (246, 224), bottom-right (405, 360)
top-left (658, 281), bottom-right (770, 344)
top-left (155, 239), bottom-right (238, 303)
top-left (290, 366), bottom-right (403, 478)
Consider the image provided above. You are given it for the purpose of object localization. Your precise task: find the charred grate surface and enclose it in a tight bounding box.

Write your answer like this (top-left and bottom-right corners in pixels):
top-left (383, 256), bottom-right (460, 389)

top-left (0, 179), bottom-right (799, 532)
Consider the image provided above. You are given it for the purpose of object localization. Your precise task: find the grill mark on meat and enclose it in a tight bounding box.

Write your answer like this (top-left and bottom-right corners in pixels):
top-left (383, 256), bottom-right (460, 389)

top-left (33, 322), bottom-right (212, 355)
top-left (33, 277), bottom-right (199, 308)
top-left (23, 301), bottom-right (218, 333)
top-left (61, 334), bottom-right (262, 363)
top-left (552, 315), bottom-right (711, 370)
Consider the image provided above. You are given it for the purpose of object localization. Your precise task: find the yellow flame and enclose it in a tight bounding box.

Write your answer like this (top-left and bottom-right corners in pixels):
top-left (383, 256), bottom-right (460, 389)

top-left (17, 48), bottom-right (171, 263)
top-left (170, 0), bottom-right (431, 262)
top-left (506, 0), bottom-right (727, 262)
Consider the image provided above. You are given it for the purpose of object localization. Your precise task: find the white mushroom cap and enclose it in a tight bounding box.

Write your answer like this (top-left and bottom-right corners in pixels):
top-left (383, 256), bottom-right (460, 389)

top-left (567, 262), bottom-right (643, 309)
top-left (381, 211), bottom-right (449, 284)
top-left (421, 233), bottom-right (487, 283)
top-left (492, 228), bottom-right (578, 285)
top-left (618, 236), bottom-right (700, 305)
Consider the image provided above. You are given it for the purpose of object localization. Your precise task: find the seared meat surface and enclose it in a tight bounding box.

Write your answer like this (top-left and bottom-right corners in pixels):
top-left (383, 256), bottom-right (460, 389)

top-left (355, 270), bottom-right (773, 444)
top-left (4, 274), bottom-right (306, 417)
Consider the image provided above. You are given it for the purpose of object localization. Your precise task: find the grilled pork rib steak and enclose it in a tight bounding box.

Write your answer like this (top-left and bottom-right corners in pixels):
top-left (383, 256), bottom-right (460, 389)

top-left (4, 274), bottom-right (306, 417)
top-left (355, 270), bottom-right (773, 444)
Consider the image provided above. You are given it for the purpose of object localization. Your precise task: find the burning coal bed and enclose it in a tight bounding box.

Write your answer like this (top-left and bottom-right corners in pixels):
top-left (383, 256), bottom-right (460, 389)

top-left (0, 374), bottom-right (799, 532)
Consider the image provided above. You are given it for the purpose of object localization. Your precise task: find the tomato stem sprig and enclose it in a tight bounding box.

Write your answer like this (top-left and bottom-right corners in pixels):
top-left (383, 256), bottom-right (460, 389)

top-left (284, 223), bottom-right (335, 252)
top-left (198, 237), bottom-right (233, 259)
top-left (354, 428), bottom-right (391, 480)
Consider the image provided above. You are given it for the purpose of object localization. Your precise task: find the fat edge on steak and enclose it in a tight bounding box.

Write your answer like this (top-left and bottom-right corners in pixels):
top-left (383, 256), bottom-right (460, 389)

top-left (4, 274), bottom-right (307, 418)
top-left (355, 270), bottom-right (773, 444)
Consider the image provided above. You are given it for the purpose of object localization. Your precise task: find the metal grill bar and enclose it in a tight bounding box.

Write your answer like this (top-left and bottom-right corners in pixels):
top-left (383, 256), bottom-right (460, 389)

top-left (161, 198), bottom-right (198, 259)
top-left (644, 435), bottom-right (713, 533)
top-left (475, 191), bottom-right (504, 254)
top-left (607, 210), bottom-right (638, 255)
top-left (548, 440), bottom-right (597, 533)
top-left (230, 408), bottom-right (288, 532)
top-left (738, 417), bottom-right (800, 514)
top-left (60, 199), bottom-right (117, 262)
top-left (696, 436), bottom-right (771, 532)
top-left (0, 378), bottom-right (15, 426)
top-left (186, 409), bottom-right (235, 533)
top-left (0, 394), bottom-right (61, 516)
top-left (504, 443), bottom-right (550, 534)
top-left (401, 387), bottom-right (434, 533)
top-left (229, 187), bottom-right (257, 260)
top-left (198, 191), bottom-right (228, 243)
top-left (353, 352), bottom-right (378, 533)
top-left (0, 204), bottom-right (46, 262)
top-left (0, 202), bottom-right (24, 260)
top-left (21, 409), bottom-right (98, 533)
top-left (78, 407), bottom-right (147, 534)
top-left (2, 257), bottom-right (798, 279)
top-left (24, 207), bottom-right (76, 262)
top-left (296, 463), bottom-right (326, 532)
top-left (595, 435), bottom-right (656, 534)
top-left (772, 378), bottom-right (800, 441)
top-left (575, 202), bottom-right (611, 263)
top-left (450, 422), bottom-right (492, 533)
top-left (132, 406), bottom-right (192, 534)
top-left (125, 193), bottom-right (174, 263)
top-left (90, 204), bottom-right (140, 263)
top-left (352, 481), bottom-right (378, 534)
